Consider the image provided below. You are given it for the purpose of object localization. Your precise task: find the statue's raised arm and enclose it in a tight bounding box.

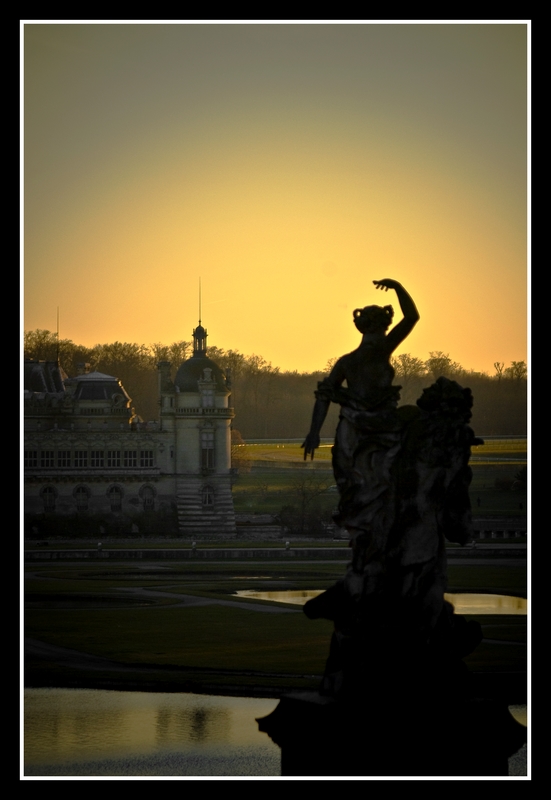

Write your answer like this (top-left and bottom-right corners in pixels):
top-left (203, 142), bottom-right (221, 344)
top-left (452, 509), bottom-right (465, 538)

top-left (372, 279), bottom-right (420, 353)
top-left (302, 279), bottom-right (419, 461)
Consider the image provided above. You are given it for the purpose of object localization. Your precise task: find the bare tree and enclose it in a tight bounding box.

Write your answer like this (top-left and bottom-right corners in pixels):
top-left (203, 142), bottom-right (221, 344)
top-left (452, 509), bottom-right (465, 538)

top-left (425, 351), bottom-right (462, 380)
top-left (149, 340), bottom-right (191, 366)
top-left (504, 361), bottom-right (527, 381)
top-left (279, 472), bottom-right (334, 536)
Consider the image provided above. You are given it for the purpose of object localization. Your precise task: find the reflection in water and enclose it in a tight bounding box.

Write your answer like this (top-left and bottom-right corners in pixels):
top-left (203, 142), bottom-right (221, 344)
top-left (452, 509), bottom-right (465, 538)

top-left (445, 593), bottom-right (527, 615)
top-left (155, 704), bottom-right (230, 745)
top-left (24, 688), bottom-right (526, 777)
top-left (235, 590), bottom-right (527, 615)
top-left (24, 690), bottom-right (280, 776)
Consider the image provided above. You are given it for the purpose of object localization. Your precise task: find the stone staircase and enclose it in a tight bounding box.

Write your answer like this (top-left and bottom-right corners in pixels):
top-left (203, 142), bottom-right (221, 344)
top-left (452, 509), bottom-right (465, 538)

top-left (176, 476), bottom-right (236, 538)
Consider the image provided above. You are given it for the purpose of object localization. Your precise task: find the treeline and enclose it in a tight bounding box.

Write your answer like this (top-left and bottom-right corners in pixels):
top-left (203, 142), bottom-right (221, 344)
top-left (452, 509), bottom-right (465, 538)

top-left (24, 330), bottom-right (527, 437)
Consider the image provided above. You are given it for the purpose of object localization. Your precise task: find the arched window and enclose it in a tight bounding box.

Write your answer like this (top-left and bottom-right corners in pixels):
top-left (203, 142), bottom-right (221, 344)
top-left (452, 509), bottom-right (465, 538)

top-left (108, 485), bottom-right (123, 512)
top-left (41, 486), bottom-right (56, 512)
top-left (201, 485), bottom-right (214, 507)
top-left (74, 485), bottom-right (90, 512)
top-left (140, 485), bottom-right (155, 511)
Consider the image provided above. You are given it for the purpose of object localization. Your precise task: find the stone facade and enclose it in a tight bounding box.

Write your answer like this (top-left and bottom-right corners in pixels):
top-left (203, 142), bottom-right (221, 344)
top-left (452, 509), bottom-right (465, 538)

top-left (24, 323), bottom-right (236, 538)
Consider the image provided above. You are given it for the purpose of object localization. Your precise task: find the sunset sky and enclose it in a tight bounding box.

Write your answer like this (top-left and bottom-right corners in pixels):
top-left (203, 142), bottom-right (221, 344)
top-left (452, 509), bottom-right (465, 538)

top-left (23, 22), bottom-right (529, 375)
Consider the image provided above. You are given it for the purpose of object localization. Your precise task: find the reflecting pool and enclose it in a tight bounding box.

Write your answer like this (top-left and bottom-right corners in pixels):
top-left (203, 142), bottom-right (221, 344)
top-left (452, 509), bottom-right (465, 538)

top-left (234, 590), bottom-right (527, 615)
top-left (23, 688), bottom-right (527, 777)
top-left (24, 689), bottom-right (280, 777)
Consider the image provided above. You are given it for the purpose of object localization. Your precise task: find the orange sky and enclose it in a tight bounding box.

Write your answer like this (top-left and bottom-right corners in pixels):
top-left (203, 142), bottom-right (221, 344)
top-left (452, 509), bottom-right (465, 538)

top-left (23, 22), bottom-right (528, 375)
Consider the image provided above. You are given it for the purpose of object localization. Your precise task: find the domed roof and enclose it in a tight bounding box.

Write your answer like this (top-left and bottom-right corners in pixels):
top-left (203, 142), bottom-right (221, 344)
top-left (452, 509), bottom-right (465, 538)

top-left (174, 355), bottom-right (227, 392)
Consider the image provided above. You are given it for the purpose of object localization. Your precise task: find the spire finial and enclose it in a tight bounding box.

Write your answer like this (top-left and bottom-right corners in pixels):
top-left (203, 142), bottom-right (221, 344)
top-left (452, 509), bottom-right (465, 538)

top-left (193, 280), bottom-right (207, 356)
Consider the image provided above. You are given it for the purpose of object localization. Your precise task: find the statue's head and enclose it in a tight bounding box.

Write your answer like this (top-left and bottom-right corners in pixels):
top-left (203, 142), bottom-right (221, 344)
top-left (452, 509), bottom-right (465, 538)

top-left (353, 305), bottom-right (394, 334)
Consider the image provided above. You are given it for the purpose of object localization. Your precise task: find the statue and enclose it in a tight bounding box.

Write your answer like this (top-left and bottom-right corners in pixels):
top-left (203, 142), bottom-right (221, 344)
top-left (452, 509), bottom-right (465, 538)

top-left (258, 280), bottom-right (526, 775)
top-left (302, 279), bottom-right (420, 553)
top-left (301, 279), bottom-right (484, 697)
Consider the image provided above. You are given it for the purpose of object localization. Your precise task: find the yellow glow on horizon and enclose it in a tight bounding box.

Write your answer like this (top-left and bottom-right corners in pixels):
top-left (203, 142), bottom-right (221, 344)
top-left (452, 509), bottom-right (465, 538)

top-left (24, 23), bottom-right (528, 376)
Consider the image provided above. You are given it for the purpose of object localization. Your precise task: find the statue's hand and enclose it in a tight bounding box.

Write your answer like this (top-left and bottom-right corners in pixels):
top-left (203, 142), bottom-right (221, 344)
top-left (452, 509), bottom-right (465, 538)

top-left (301, 432), bottom-right (320, 461)
top-left (373, 278), bottom-right (400, 292)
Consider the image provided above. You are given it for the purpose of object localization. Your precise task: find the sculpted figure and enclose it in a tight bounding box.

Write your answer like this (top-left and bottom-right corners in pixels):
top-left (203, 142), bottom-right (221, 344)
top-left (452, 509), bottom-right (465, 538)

top-left (258, 286), bottom-right (523, 776)
top-left (303, 279), bottom-right (419, 553)
top-left (302, 280), bottom-right (482, 697)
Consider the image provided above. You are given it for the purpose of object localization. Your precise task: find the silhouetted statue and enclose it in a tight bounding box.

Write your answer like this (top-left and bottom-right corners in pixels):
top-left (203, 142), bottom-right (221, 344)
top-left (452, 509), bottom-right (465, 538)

top-left (302, 279), bottom-right (484, 696)
top-left (259, 281), bottom-right (525, 775)
top-left (303, 279), bottom-right (419, 543)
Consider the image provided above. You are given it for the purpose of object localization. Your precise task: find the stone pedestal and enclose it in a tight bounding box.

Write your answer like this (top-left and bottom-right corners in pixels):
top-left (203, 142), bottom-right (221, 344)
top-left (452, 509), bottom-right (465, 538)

top-left (258, 688), bottom-right (526, 777)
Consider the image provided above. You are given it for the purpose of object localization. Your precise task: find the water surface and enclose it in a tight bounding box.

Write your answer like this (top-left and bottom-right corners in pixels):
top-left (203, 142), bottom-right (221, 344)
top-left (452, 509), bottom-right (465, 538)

top-left (235, 590), bottom-right (527, 615)
top-left (24, 689), bottom-right (280, 777)
top-left (24, 688), bottom-right (526, 777)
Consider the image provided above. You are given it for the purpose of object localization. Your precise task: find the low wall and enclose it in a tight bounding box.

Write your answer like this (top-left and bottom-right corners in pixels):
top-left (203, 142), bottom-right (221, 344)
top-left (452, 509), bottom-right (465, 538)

top-left (471, 518), bottom-right (527, 538)
top-left (25, 544), bottom-right (526, 562)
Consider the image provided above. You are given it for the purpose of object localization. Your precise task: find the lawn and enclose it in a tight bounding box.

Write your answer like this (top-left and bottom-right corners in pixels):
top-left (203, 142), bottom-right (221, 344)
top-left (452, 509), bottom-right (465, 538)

top-left (25, 558), bottom-right (526, 695)
top-left (230, 438), bottom-right (527, 516)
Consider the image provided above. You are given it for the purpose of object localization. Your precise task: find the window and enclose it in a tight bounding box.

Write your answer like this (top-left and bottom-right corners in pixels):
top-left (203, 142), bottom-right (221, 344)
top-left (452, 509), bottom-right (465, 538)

top-left (141, 485), bottom-right (155, 511)
top-left (108, 485), bottom-right (122, 511)
top-left (74, 485), bottom-right (89, 512)
top-left (25, 451), bottom-right (38, 468)
top-left (124, 450), bottom-right (137, 468)
top-left (201, 485), bottom-right (214, 507)
top-left (107, 451), bottom-right (121, 468)
top-left (201, 429), bottom-right (215, 470)
top-left (40, 451), bottom-right (55, 468)
top-left (140, 450), bottom-right (154, 468)
top-left (57, 450), bottom-right (71, 468)
top-left (91, 450), bottom-right (104, 468)
top-left (74, 450), bottom-right (88, 468)
top-left (201, 389), bottom-right (214, 408)
top-left (41, 486), bottom-right (56, 511)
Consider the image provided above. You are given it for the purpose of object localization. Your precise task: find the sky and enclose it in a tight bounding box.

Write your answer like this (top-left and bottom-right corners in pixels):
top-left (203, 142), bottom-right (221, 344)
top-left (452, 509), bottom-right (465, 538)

top-left (23, 21), bottom-right (529, 375)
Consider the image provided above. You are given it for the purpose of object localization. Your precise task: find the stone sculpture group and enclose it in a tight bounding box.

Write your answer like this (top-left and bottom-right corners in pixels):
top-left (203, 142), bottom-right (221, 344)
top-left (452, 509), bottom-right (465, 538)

top-left (259, 279), bottom-right (526, 776)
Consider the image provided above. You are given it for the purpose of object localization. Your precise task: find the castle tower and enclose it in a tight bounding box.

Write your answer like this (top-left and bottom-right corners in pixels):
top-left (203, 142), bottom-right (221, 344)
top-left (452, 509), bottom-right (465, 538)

top-left (159, 320), bottom-right (236, 538)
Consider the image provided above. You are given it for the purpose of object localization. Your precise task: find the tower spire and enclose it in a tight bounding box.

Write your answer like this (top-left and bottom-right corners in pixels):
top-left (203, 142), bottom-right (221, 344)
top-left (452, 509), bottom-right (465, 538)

top-left (192, 278), bottom-right (207, 357)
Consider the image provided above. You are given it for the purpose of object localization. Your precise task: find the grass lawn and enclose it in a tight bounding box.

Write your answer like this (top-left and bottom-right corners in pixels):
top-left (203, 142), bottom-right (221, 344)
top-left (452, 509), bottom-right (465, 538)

top-left (25, 605), bottom-right (333, 674)
top-left (230, 437), bottom-right (526, 516)
top-left (25, 557), bottom-right (526, 695)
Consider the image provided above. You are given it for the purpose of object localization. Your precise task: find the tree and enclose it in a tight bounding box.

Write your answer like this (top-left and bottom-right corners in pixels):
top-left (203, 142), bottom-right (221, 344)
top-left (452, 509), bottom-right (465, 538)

top-left (149, 340), bottom-right (191, 366)
top-left (391, 353), bottom-right (426, 381)
top-left (24, 329), bottom-right (59, 361)
top-left (279, 473), bottom-right (334, 536)
top-left (504, 361), bottom-right (527, 381)
top-left (424, 351), bottom-right (462, 381)
top-left (24, 329), bottom-right (95, 375)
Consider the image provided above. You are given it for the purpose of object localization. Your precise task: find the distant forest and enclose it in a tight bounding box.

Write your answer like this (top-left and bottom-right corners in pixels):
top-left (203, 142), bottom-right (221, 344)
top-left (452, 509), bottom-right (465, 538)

top-left (24, 330), bottom-right (527, 438)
